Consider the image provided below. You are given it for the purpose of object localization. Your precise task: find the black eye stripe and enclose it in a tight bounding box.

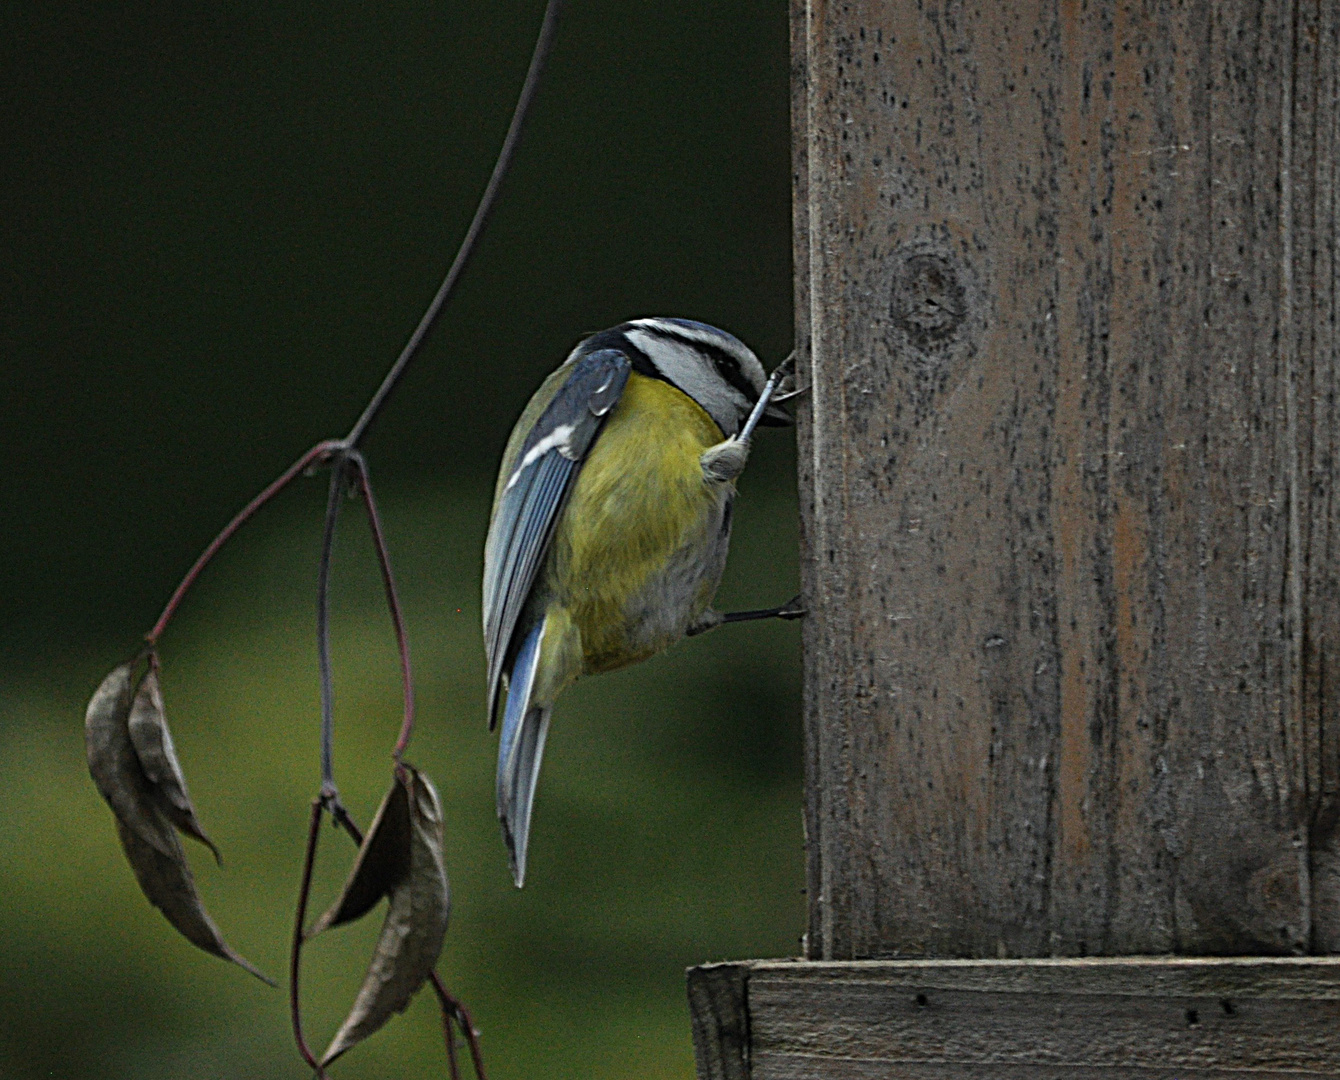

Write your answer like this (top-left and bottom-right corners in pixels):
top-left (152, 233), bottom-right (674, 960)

top-left (622, 322), bottom-right (760, 403)
top-left (577, 321), bottom-right (761, 407)
top-left (702, 346), bottom-right (759, 403)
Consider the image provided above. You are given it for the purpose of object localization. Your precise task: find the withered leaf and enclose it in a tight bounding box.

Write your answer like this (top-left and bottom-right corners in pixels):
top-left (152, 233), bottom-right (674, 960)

top-left (115, 816), bottom-right (276, 986)
top-left (309, 771), bottom-right (412, 936)
top-left (320, 765), bottom-right (450, 1066)
top-left (85, 658), bottom-right (272, 985)
top-left (86, 659), bottom-right (177, 860)
top-left (127, 667), bottom-right (221, 864)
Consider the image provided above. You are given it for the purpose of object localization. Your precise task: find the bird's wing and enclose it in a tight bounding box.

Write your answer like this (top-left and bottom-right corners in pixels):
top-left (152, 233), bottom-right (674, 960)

top-left (482, 348), bottom-right (630, 727)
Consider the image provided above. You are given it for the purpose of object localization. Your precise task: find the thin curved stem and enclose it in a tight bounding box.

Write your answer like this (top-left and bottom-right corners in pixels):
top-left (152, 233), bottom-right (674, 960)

top-left (343, 0), bottom-right (566, 449)
top-left (316, 462), bottom-right (346, 795)
top-left (290, 798), bottom-right (331, 1079)
top-left (146, 0), bottom-right (566, 645)
top-left (432, 974), bottom-right (488, 1080)
top-left (147, 440), bottom-right (342, 643)
top-left (345, 453), bottom-right (416, 760)
top-left (330, 799), bottom-right (363, 844)
top-left (146, 0), bottom-right (565, 648)
top-left (440, 987), bottom-right (460, 1080)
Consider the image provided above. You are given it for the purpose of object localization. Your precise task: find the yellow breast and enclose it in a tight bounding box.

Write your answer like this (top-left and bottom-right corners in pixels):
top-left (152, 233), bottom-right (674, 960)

top-left (545, 372), bottom-right (727, 672)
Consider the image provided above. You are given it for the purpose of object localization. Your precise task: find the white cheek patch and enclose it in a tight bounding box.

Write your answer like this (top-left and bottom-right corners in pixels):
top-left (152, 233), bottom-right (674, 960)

top-left (506, 423), bottom-right (576, 490)
top-left (624, 327), bottom-right (682, 374)
top-left (624, 326), bottom-right (754, 438)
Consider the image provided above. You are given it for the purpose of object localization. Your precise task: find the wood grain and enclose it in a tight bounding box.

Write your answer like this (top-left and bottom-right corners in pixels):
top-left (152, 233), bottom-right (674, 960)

top-left (689, 959), bottom-right (1340, 1078)
top-left (795, 0), bottom-right (1340, 958)
top-left (688, 962), bottom-right (751, 1080)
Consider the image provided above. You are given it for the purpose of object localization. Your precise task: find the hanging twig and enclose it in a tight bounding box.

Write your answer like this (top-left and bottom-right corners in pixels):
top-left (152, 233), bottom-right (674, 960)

top-left (146, 439), bottom-right (342, 644)
top-left (290, 798), bottom-right (331, 1080)
top-left (305, 0), bottom-right (564, 804)
top-left (431, 973), bottom-right (488, 1080)
top-left (145, 0), bottom-right (566, 654)
top-left (343, 0), bottom-right (567, 450)
top-left (345, 452), bottom-right (416, 760)
top-left (135, 3), bottom-right (565, 1074)
top-left (316, 465), bottom-right (347, 798)
top-left (443, 1003), bottom-right (460, 1078)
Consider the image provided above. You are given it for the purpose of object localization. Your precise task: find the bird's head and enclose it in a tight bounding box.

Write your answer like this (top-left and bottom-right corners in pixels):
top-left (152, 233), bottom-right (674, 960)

top-left (568, 317), bottom-right (792, 438)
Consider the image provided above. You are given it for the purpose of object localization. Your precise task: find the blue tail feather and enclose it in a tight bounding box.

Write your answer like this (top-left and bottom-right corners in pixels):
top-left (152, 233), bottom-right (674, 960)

top-left (497, 620), bottom-right (551, 887)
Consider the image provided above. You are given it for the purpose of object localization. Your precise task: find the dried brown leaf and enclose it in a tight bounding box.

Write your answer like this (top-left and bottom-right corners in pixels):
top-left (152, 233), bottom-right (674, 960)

top-left (85, 658), bottom-right (273, 985)
top-left (127, 667), bottom-right (221, 864)
top-left (320, 765), bottom-right (450, 1066)
top-left (85, 659), bottom-right (176, 860)
top-left (115, 816), bottom-right (275, 985)
top-left (309, 772), bottom-right (412, 937)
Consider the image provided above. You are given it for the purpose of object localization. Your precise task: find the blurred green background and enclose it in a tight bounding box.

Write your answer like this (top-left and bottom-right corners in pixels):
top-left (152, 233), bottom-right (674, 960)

top-left (1, 2), bottom-right (801, 1078)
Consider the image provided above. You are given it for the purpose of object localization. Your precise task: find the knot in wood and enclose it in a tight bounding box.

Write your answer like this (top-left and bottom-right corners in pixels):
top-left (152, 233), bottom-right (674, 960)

top-left (891, 253), bottom-right (966, 347)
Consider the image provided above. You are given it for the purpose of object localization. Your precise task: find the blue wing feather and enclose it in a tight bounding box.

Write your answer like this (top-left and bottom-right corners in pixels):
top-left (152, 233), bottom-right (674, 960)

top-left (482, 349), bottom-right (631, 727)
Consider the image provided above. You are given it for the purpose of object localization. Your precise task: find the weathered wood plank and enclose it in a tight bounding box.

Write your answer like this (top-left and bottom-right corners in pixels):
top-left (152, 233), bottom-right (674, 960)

top-left (753, 1063), bottom-right (1327, 1079)
top-left (1303, 0), bottom-right (1340, 951)
top-left (690, 959), bottom-right (1340, 1078)
top-left (747, 955), bottom-right (1340, 995)
top-left (795, 0), bottom-right (1340, 959)
top-left (791, 0), bottom-right (824, 964)
top-left (688, 963), bottom-right (751, 1080)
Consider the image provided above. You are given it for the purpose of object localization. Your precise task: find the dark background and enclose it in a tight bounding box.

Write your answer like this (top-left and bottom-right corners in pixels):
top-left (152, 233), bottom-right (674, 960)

top-left (1, 2), bottom-right (802, 1078)
top-left (3, 0), bottom-right (794, 663)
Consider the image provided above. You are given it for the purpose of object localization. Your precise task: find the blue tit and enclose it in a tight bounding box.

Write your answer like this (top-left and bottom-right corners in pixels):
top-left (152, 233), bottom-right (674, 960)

top-left (482, 317), bottom-right (795, 886)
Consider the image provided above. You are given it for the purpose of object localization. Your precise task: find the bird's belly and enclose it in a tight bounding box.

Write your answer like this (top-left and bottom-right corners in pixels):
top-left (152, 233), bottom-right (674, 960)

top-left (587, 495), bottom-right (732, 672)
top-left (574, 503), bottom-right (731, 674)
top-left (543, 375), bottom-right (734, 674)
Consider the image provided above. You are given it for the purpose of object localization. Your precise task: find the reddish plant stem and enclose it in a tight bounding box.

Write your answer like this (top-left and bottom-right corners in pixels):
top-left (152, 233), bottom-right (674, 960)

top-left (347, 453), bottom-right (416, 760)
top-left (138, 7), bottom-right (559, 1074)
top-left (440, 989), bottom-right (460, 1080)
top-left (147, 439), bottom-right (342, 644)
top-left (290, 797), bottom-right (330, 1079)
top-left (330, 799), bottom-right (364, 845)
top-left (431, 974), bottom-right (488, 1080)
top-left (316, 463), bottom-right (346, 795)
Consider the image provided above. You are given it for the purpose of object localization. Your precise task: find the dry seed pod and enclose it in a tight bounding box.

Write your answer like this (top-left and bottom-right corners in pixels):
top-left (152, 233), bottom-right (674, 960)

top-left (127, 666), bottom-right (222, 864)
top-left (85, 658), bottom-right (273, 985)
top-left (309, 771), bottom-right (412, 936)
top-left (320, 765), bottom-right (450, 1066)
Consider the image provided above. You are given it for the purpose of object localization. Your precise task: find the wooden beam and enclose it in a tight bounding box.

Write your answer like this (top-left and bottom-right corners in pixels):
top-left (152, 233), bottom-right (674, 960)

top-left (690, 958), bottom-right (1340, 1077)
top-left (795, 0), bottom-right (1340, 959)
top-left (688, 962), bottom-right (752, 1080)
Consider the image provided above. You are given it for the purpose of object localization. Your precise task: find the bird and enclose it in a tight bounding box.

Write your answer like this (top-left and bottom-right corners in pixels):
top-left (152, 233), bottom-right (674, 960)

top-left (482, 317), bottom-right (799, 886)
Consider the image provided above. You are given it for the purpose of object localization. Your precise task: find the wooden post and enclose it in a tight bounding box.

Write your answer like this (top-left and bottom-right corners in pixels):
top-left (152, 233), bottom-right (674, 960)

top-left (692, 0), bottom-right (1340, 1073)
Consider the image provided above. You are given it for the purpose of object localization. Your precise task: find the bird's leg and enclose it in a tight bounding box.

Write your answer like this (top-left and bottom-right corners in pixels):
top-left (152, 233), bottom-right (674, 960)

top-left (685, 609), bottom-right (723, 636)
top-left (721, 593), bottom-right (806, 626)
top-left (700, 437), bottom-right (750, 483)
top-left (686, 594), bottom-right (806, 637)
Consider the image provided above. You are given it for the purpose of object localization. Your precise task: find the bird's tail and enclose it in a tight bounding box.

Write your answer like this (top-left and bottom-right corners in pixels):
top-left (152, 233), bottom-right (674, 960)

top-left (497, 620), bottom-right (551, 888)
